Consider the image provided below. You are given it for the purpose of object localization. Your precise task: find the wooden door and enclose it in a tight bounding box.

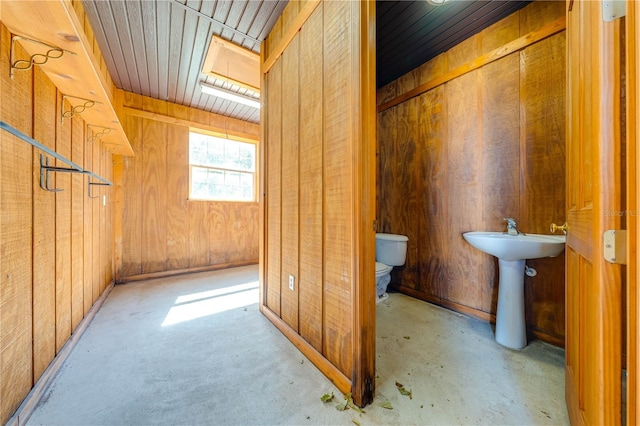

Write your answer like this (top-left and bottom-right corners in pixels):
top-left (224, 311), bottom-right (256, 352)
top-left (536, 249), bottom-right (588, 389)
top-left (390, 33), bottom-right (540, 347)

top-left (565, 0), bottom-right (625, 424)
top-left (626, 1), bottom-right (638, 424)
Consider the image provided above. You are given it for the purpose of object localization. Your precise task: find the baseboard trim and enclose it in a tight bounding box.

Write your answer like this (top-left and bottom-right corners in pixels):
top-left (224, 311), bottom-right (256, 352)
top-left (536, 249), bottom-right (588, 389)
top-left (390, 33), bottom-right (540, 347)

top-left (260, 305), bottom-right (352, 395)
top-left (393, 285), bottom-right (495, 323)
top-left (530, 329), bottom-right (565, 348)
top-left (6, 281), bottom-right (116, 426)
top-left (393, 285), bottom-right (565, 348)
top-left (118, 260), bottom-right (259, 283)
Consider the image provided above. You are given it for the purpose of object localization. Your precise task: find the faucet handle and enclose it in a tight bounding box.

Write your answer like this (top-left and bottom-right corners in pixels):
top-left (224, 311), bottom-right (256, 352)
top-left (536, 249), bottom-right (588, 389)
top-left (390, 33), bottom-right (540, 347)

top-left (503, 217), bottom-right (516, 226)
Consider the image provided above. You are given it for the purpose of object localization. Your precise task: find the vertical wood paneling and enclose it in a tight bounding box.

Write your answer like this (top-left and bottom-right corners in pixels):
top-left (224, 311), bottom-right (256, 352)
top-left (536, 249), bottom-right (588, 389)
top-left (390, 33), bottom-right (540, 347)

top-left (377, 2), bottom-right (567, 344)
top-left (84, 127), bottom-right (94, 312)
top-left (55, 96), bottom-right (72, 351)
top-left (99, 147), bottom-right (107, 294)
top-left (188, 202), bottom-right (210, 267)
top-left (141, 119), bottom-right (168, 273)
top-left (280, 35), bottom-right (300, 331)
top-left (480, 13), bottom-right (520, 54)
top-left (92, 129), bottom-right (101, 303)
top-left (377, 108), bottom-right (396, 234)
top-left (71, 117), bottom-right (85, 329)
top-left (323, 0), bottom-right (353, 376)
top-left (32, 67), bottom-right (56, 382)
top-left (266, 60), bottom-right (282, 315)
top-left (520, 0), bottom-right (566, 35)
top-left (116, 93), bottom-right (260, 279)
top-left (0, 20), bottom-right (116, 424)
top-left (261, 0), bottom-right (376, 405)
top-left (521, 33), bottom-right (566, 341)
top-left (445, 70), bottom-right (483, 309)
top-left (121, 114), bottom-right (143, 277)
top-left (298, 5), bottom-right (324, 351)
top-left (447, 35), bottom-right (479, 70)
top-left (226, 202), bottom-right (259, 262)
top-left (392, 99), bottom-right (419, 289)
top-left (415, 54), bottom-right (448, 89)
top-left (521, 36), bottom-right (566, 234)
top-left (165, 123), bottom-right (190, 270)
top-left (105, 153), bottom-right (113, 285)
top-left (0, 27), bottom-right (34, 422)
top-left (417, 87), bottom-right (447, 297)
top-left (480, 55), bottom-right (520, 312)
top-left (209, 203), bottom-right (230, 264)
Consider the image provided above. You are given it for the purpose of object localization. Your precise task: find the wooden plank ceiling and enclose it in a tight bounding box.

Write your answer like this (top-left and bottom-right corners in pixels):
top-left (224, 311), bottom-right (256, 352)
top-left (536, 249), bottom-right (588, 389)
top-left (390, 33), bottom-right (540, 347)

top-left (82, 0), bottom-right (532, 124)
top-left (82, 0), bottom-right (287, 124)
top-left (377, 0), bottom-right (531, 88)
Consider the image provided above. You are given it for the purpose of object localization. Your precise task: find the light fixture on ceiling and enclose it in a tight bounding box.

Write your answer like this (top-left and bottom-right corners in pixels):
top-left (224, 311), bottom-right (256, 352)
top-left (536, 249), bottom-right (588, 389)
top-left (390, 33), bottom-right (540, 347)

top-left (199, 82), bottom-right (261, 109)
top-left (426, 0), bottom-right (452, 5)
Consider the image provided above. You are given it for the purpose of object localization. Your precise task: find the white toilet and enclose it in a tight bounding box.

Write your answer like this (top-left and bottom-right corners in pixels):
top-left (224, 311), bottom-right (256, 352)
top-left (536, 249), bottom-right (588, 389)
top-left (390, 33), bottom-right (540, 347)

top-left (375, 233), bottom-right (408, 304)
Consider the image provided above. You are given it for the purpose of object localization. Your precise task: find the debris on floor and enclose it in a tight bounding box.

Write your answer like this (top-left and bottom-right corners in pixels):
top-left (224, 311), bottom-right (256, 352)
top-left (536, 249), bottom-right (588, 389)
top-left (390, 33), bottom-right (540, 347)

top-left (395, 381), bottom-right (413, 399)
top-left (379, 400), bottom-right (393, 410)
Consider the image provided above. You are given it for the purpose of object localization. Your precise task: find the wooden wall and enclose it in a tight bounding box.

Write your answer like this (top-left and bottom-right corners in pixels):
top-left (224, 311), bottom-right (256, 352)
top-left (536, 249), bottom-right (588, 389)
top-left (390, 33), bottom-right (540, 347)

top-left (114, 92), bottom-right (260, 282)
top-left (261, 0), bottom-right (377, 406)
top-left (0, 22), bottom-right (114, 424)
top-left (376, 1), bottom-right (567, 346)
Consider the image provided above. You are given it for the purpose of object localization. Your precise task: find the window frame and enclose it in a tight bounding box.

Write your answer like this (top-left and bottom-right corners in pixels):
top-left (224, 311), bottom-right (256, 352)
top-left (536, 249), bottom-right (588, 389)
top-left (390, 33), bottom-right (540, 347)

top-left (187, 128), bottom-right (259, 203)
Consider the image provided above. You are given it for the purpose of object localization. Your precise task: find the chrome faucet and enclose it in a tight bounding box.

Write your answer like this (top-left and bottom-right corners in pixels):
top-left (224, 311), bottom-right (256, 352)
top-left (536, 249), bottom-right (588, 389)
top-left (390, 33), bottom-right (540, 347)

top-left (503, 218), bottom-right (522, 236)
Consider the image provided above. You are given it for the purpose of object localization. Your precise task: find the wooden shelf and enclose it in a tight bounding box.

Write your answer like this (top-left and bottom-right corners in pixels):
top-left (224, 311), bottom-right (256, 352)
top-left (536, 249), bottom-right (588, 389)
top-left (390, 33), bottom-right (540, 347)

top-left (0, 0), bottom-right (134, 156)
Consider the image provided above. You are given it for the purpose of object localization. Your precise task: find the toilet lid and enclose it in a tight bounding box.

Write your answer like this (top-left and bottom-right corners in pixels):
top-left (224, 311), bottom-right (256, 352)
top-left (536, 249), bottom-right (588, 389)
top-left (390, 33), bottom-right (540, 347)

top-left (375, 262), bottom-right (392, 274)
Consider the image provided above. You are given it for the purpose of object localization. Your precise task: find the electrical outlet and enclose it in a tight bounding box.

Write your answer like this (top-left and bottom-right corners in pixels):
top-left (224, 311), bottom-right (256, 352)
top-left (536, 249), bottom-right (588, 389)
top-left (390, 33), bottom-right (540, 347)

top-left (288, 274), bottom-right (295, 291)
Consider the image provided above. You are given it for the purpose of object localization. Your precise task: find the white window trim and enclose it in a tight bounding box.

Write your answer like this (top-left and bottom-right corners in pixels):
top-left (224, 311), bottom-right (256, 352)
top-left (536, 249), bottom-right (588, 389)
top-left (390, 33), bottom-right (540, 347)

top-left (188, 128), bottom-right (259, 202)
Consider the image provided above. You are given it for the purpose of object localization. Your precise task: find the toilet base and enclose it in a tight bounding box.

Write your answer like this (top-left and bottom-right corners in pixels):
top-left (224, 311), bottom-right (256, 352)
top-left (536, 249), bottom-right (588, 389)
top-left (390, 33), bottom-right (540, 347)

top-left (376, 293), bottom-right (389, 305)
top-left (376, 273), bottom-right (391, 298)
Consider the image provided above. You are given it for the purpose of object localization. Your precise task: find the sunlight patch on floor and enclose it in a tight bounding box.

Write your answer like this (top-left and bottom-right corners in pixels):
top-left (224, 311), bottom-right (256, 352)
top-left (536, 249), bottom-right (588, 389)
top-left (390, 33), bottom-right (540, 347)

top-left (162, 281), bottom-right (259, 326)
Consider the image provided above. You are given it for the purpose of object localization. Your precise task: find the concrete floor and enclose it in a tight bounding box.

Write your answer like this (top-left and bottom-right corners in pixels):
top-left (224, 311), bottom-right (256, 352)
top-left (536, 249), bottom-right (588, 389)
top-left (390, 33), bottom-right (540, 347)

top-left (28, 265), bottom-right (568, 425)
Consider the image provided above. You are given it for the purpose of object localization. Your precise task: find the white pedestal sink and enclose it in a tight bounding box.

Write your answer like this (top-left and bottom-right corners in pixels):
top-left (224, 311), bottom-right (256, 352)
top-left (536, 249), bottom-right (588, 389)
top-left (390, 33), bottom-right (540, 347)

top-left (462, 231), bottom-right (566, 349)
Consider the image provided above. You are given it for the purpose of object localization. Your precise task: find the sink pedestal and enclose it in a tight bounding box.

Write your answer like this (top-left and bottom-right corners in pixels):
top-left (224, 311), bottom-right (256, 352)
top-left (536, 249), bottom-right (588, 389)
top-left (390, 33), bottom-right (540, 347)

top-left (495, 259), bottom-right (527, 349)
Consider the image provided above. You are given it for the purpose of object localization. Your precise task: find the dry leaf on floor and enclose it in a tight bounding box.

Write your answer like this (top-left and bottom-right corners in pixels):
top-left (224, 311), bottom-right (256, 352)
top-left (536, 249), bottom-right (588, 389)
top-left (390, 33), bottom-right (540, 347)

top-left (395, 381), bottom-right (413, 399)
top-left (403, 336), bottom-right (410, 339)
top-left (335, 399), bottom-right (349, 411)
top-left (321, 392), bottom-right (334, 403)
top-left (352, 419), bottom-right (361, 426)
top-left (379, 401), bottom-right (393, 410)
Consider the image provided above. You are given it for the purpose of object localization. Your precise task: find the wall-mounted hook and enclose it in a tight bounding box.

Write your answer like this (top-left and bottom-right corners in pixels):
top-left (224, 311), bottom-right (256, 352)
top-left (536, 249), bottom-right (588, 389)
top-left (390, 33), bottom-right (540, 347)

top-left (87, 177), bottom-right (110, 198)
top-left (39, 155), bottom-right (63, 192)
top-left (1, 121), bottom-right (113, 196)
top-left (39, 154), bottom-right (85, 192)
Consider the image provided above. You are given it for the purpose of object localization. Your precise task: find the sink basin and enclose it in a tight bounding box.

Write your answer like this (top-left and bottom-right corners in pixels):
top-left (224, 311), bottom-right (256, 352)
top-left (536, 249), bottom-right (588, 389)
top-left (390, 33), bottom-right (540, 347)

top-left (462, 231), bottom-right (566, 349)
top-left (462, 232), bottom-right (566, 261)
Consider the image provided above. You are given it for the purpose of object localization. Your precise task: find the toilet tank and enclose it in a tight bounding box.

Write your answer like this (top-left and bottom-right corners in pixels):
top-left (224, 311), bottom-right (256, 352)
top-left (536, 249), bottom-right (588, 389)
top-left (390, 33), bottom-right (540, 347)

top-left (375, 233), bottom-right (408, 266)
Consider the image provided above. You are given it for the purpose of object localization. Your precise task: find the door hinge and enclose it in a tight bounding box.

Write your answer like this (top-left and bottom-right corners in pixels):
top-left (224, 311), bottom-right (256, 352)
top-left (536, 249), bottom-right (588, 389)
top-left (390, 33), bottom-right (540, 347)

top-left (603, 0), bottom-right (626, 22)
top-left (603, 230), bottom-right (627, 265)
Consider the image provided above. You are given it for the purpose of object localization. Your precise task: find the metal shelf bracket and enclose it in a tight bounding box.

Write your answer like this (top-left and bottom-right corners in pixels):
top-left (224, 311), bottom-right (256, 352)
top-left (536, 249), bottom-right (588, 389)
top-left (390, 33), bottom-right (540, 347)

top-left (87, 125), bottom-right (113, 144)
top-left (10, 34), bottom-right (75, 79)
top-left (61, 95), bottom-right (100, 123)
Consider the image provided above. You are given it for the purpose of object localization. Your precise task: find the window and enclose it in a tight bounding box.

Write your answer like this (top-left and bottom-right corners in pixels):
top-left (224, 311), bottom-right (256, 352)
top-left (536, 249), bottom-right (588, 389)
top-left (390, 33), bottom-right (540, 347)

top-left (189, 130), bottom-right (257, 202)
